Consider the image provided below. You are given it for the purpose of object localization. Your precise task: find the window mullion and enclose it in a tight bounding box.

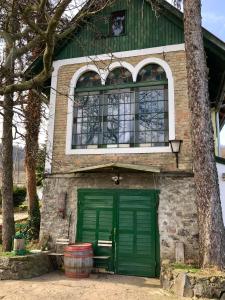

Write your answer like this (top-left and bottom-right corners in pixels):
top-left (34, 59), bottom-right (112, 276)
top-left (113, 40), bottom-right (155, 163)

top-left (102, 92), bottom-right (108, 147)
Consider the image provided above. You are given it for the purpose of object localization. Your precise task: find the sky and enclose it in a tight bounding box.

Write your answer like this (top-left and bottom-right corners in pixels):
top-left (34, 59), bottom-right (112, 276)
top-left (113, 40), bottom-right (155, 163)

top-left (201, 0), bottom-right (225, 42)
top-left (200, 0), bottom-right (225, 145)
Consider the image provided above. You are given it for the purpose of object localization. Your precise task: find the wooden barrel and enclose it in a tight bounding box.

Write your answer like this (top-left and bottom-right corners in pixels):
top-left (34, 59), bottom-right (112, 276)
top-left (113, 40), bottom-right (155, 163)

top-left (64, 243), bottom-right (93, 278)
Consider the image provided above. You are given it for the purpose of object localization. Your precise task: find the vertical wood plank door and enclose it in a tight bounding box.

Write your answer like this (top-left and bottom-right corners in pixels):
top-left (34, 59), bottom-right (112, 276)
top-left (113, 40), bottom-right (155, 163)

top-left (77, 189), bottom-right (159, 277)
top-left (77, 190), bottom-right (115, 272)
top-left (116, 190), bottom-right (158, 277)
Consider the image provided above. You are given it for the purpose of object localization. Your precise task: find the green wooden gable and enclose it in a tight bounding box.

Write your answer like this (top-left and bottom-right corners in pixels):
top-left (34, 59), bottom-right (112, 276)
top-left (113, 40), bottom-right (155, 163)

top-left (53, 0), bottom-right (225, 110)
top-left (56, 0), bottom-right (184, 60)
top-left (29, 0), bottom-right (225, 114)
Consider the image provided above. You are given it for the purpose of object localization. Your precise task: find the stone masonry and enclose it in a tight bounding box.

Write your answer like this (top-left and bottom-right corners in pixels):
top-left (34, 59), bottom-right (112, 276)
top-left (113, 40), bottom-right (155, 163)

top-left (0, 253), bottom-right (53, 280)
top-left (40, 173), bottom-right (199, 263)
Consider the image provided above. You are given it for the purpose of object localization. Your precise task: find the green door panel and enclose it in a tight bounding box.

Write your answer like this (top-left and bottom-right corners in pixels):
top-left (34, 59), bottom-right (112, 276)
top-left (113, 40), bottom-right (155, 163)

top-left (77, 189), bottom-right (159, 277)
top-left (77, 191), bottom-right (114, 271)
top-left (116, 192), bottom-right (157, 277)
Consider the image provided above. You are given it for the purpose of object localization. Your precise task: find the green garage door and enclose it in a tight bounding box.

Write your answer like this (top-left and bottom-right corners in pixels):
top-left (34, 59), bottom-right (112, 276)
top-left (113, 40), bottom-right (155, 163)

top-left (77, 189), bottom-right (159, 277)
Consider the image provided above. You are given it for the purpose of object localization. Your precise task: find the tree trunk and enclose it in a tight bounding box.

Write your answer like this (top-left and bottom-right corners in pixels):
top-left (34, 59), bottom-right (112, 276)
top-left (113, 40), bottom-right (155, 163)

top-left (24, 90), bottom-right (41, 238)
top-left (1, 93), bottom-right (15, 251)
top-left (183, 0), bottom-right (225, 268)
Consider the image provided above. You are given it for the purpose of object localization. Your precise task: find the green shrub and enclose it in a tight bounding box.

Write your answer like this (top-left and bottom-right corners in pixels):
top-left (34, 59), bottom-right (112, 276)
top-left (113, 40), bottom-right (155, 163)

top-left (0, 186), bottom-right (26, 207)
top-left (13, 186), bottom-right (26, 207)
top-left (18, 203), bottom-right (28, 211)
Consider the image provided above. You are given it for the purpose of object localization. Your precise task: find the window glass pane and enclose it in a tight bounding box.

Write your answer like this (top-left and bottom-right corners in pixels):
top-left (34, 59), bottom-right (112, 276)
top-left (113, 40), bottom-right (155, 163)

top-left (137, 87), bottom-right (169, 146)
top-left (76, 71), bottom-right (101, 89)
top-left (103, 91), bottom-right (133, 145)
top-left (106, 68), bottom-right (133, 86)
top-left (137, 64), bottom-right (167, 82)
top-left (111, 11), bottom-right (126, 37)
top-left (72, 86), bottom-right (169, 149)
top-left (72, 93), bottom-right (102, 148)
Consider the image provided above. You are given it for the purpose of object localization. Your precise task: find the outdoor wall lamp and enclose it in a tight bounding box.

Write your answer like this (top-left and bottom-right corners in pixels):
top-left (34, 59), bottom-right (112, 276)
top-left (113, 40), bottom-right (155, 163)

top-left (112, 174), bottom-right (123, 185)
top-left (169, 139), bottom-right (183, 169)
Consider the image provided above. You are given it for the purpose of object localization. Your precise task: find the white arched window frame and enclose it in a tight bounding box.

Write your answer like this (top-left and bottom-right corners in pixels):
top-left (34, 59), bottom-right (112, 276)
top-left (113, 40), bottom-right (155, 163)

top-left (66, 58), bottom-right (175, 155)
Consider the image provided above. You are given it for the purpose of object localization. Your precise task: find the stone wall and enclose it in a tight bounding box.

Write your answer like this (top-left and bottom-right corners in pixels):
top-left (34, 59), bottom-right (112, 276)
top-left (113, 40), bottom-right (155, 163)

top-left (0, 253), bottom-right (53, 280)
top-left (40, 173), bottom-right (199, 263)
top-left (51, 50), bottom-right (192, 174)
top-left (159, 177), bottom-right (199, 262)
top-left (161, 261), bottom-right (225, 299)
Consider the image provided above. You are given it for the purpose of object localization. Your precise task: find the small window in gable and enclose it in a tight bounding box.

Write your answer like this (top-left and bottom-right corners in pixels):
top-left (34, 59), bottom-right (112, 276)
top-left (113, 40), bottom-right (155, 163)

top-left (76, 71), bottom-right (101, 89)
top-left (137, 64), bottom-right (167, 82)
top-left (106, 67), bottom-right (132, 85)
top-left (111, 10), bottom-right (126, 37)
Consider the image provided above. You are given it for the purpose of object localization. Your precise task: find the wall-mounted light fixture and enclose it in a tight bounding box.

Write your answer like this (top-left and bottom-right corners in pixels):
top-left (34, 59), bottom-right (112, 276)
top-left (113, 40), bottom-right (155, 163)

top-left (169, 139), bottom-right (183, 169)
top-left (112, 174), bottom-right (123, 185)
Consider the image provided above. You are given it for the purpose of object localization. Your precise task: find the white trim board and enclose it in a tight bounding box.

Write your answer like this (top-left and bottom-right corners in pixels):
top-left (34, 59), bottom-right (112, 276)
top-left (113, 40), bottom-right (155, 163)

top-left (54, 44), bottom-right (185, 69)
top-left (67, 147), bottom-right (171, 155)
top-left (46, 44), bottom-right (184, 172)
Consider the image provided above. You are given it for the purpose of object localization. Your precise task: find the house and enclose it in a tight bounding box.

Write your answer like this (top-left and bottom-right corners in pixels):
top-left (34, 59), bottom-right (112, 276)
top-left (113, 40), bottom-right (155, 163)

top-left (38, 0), bottom-right (225, 277)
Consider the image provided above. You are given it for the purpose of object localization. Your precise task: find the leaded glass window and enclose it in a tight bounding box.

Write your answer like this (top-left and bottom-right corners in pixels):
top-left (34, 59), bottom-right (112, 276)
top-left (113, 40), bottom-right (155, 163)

top-left (137, 64), bottom-right (167, 82)
top-left (72, 66), bottom-right (169, 149)
top-left (106, 68), bottom-right (133, 85)
top-left (111, 11), bottom-right (126, 37)
top-left (103, 90), bottom-right (134, 146)
top-left (72, 92), bottom-right (102, 148)
top-left (76, 71), bottom-right (101, 89)
top-left (137, 87), bottom-right (168, 146)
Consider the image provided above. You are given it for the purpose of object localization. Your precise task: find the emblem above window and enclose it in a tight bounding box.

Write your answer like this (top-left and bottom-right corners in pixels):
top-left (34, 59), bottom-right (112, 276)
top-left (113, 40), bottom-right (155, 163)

top-left (111, 11), bottom-right (126, 37)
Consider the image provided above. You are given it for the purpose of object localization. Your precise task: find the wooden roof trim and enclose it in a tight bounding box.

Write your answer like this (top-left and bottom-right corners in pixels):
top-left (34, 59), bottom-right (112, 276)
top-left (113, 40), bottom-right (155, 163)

top-left (72, 163), bottom-right (161, 173)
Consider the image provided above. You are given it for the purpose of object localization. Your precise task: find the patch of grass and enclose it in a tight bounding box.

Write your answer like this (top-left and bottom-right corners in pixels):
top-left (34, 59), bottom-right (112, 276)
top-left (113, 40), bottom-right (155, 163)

top-left (0, 242), bottom-right (34, 257)
top-left (172, 263), bottom-right (200, 273)
top-left (171, 263), bottom-right (225, 277)
top-left (1, 251), bottom-right (17, 257)
top-left (0, 249), bottom-right (31, 257)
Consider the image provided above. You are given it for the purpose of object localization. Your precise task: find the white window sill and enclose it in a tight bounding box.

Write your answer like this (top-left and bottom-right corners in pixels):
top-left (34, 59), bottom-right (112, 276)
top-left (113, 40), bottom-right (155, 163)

top-left (65, 146), bottom-right (171, 155)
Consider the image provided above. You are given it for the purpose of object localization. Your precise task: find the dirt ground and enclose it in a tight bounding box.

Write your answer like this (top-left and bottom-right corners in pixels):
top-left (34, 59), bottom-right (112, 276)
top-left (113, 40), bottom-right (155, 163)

top-left (0, 271), bottom-right (190, 300)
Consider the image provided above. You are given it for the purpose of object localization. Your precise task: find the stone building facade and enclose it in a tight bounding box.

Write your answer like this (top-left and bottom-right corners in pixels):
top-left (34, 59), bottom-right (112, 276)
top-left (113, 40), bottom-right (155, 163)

top-left (39, 0), bottom-right (225, 277)
top-left (41, 174), bottom-right (198, 263)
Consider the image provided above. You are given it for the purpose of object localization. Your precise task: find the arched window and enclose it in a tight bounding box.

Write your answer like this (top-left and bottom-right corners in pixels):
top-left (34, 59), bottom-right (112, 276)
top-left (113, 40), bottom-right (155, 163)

top-left (76, 71), bottom-right (101, 89)
top-left (137, 64), bottom-right (167, 82)
top-left (71, 64), bottom-right (169, 149)
top-left (136, 64), bottom-right (168, 145)
top-left (106, 68), bottom-right (133, 85)
top-left (72, 71), bottom-right (102, 148)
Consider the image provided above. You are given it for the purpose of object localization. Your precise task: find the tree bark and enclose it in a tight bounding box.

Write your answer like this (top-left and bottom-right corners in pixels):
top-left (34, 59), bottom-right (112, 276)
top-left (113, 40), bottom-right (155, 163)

top-left (1, 93), bottom-right (15, 251)
top-left (24, 90), bottom-right (41, 237)
top-left (183, 0), bottom-right (225, 268)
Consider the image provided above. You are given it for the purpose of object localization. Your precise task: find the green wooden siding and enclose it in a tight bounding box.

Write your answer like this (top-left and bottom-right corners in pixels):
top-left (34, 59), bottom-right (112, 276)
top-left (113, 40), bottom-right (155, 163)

top-left (77, 189), bottom-right (159, 277)
top-left (56, 0), bottom-right (184, 60)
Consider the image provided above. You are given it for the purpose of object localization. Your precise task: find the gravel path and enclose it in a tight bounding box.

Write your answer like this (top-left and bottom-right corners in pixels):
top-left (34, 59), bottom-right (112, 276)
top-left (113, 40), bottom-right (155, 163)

top-left (0, 271), bottom-right (189, 300)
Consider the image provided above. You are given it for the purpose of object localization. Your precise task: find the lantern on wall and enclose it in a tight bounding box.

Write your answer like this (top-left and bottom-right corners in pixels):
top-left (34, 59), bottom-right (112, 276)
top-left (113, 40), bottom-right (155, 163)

top-left (169, 139), bottom-right (183, 169)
